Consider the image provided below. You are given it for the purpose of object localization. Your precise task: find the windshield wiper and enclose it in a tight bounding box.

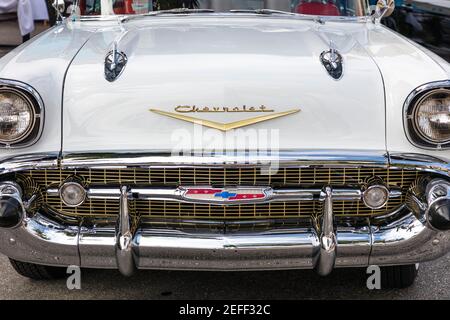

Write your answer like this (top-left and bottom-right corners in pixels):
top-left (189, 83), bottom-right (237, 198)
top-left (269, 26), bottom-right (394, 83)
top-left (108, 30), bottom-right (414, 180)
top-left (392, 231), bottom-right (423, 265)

top-left (228, 9), bottom-right (331, 23)
top-left (122, 8), bottom-right (300, 24)
top-left (121, 8), bottom-right (214, 22)
top-left (146, 8), bottom-right (215, 16)
top-left (229, 9), bottom-right (296, 16)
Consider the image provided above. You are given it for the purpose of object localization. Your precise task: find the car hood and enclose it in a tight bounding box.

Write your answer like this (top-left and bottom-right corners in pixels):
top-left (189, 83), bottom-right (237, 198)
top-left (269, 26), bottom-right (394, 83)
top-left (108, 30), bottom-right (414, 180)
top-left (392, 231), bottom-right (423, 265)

top-left (62, 17), bottom-right (386, 152)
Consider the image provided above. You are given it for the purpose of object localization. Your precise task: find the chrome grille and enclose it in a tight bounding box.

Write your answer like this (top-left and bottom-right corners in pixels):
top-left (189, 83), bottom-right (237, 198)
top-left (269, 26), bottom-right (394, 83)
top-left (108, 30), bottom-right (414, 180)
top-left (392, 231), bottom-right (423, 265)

top-left (25, 167), bottom-right (418, 186)
top-left (43, 197), bottom-right (404, 219)
top-left (18, 166), bottom-right (420, 220)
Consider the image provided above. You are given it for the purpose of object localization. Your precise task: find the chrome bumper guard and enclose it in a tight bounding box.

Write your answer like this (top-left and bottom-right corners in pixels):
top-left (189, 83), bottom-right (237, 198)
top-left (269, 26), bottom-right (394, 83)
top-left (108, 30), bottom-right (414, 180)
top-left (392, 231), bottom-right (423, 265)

top-left (1, 151), bottom-right (450, 275)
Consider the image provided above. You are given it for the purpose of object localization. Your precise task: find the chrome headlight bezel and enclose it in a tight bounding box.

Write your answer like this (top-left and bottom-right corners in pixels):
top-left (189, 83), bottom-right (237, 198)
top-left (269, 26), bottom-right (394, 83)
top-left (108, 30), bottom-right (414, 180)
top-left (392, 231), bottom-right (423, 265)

top-left (404, 81), bottom-right (450, 150)
top-left (0, 79), bottom-right (44, 148)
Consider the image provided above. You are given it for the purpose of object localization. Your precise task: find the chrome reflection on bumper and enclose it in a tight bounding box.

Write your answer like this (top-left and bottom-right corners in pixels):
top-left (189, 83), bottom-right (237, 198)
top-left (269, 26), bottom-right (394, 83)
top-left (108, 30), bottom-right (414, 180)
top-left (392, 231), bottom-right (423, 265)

top-left (0, 209), bottom-right (449, 273)
top-left (370, 213), bottom-right (448, 265)
top-left (0, 213), bottom-right (80, 266)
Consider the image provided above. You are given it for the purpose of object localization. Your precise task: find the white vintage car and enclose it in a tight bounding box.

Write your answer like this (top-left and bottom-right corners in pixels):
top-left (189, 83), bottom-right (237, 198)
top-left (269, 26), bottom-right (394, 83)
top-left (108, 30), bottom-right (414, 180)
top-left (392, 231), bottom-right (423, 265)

top-left (0, 0), bottom-right (449, 289)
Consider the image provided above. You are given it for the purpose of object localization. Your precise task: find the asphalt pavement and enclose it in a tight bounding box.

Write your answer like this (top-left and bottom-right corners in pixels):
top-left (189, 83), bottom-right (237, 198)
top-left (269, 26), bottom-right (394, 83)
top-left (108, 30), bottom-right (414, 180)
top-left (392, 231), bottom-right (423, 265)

top-left (0, 253), bottom-right (449, 300)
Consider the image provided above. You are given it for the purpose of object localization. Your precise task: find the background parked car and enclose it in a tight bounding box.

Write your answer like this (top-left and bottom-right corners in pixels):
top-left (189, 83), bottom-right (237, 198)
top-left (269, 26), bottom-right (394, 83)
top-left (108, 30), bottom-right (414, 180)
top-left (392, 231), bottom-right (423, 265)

top-left (388, 0), bottom-right (450, 61)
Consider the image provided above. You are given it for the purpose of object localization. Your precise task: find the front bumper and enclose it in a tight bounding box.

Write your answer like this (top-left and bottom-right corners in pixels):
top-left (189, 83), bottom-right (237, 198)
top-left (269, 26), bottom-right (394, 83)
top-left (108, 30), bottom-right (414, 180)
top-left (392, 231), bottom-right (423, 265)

top-left (0, 150), bottom-right (450, 275)
top-left (0, 210), bottom-right (449, 272)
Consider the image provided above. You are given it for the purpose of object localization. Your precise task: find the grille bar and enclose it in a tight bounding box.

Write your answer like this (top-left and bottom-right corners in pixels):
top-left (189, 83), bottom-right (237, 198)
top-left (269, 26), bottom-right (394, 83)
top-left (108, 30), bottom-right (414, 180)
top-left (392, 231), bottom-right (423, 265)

top-left (43, 197), bottom-right (405, 219)
top-left (18, 167), bottom-right (420, 220)
top-left (48, 186), bottom-right (378, 203)
top-left (24, 167), bottom-right (419, 186)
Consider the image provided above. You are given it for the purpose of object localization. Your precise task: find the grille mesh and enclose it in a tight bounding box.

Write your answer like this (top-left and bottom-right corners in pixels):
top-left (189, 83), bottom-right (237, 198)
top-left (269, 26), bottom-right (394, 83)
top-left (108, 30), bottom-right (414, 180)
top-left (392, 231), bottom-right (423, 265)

top-left (19, 167), bottom-right (419, 220)
top-left (25, 167), bottom-right (418, 187)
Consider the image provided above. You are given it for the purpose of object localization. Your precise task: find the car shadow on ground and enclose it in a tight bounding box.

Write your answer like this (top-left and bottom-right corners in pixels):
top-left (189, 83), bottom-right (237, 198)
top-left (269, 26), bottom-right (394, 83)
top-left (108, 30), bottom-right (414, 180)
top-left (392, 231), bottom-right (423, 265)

top-left (84, 268), bottom-right (371, 299)
top-left (3, 250), bottom-right (447, 300)
top-left (6, 267), bottom-right (421, 300)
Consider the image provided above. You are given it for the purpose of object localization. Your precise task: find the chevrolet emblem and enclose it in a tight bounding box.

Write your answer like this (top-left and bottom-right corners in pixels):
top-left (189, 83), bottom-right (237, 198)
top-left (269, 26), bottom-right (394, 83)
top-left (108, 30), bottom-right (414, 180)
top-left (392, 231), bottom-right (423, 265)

top-left (149, 108), bottom-right (300, 131)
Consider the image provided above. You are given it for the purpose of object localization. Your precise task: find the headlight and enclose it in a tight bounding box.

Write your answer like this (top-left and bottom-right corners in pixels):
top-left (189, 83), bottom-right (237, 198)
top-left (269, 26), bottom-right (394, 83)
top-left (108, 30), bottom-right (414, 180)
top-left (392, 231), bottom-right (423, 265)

top-left (0, 80), bottom-right (44, 148)
top-left (415, 90), bottom-right (450, 143)
top-left (405, 83), bottom-right (450, 149)
top-left (0, 90), bottom-right (35, 143)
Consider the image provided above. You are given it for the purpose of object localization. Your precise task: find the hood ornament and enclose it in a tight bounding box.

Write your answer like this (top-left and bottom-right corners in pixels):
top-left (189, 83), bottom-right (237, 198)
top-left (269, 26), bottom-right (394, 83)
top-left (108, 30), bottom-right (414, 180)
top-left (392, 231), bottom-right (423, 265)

top-left (105, 42), bottom-right (128, 82)
top-left (320, 42), bottom-right (343, 80)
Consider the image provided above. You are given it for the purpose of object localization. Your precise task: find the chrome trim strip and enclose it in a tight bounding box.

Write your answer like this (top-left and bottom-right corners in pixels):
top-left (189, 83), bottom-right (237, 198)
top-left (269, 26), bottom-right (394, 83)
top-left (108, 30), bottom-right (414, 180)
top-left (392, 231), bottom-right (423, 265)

top-left (389, 189), bottom-right (403, 198)
top-left (0, 150), bottom-right (447, 194)
top-left (0, 153), bottom-right (59, 175)
top-left (1, 151), bottom-right (449, 178)
top-left (60, 150), bottom-right (390, 169)
top-left (0, 79), bottom-right (45, 149)
top-left (48, 186), bottom-right (402, 205)
top-left (388, 152), bottom-right (450, 177)
top-left (74, 12), bottom-right (371, 23)
top-left (76, 15), bottom-right (121, 22)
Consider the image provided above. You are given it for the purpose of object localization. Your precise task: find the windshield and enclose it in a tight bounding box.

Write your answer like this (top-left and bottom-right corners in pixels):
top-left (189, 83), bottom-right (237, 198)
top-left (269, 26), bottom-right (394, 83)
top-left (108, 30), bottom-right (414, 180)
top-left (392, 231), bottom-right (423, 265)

top-left (71, 0), bottom-right (370, 17)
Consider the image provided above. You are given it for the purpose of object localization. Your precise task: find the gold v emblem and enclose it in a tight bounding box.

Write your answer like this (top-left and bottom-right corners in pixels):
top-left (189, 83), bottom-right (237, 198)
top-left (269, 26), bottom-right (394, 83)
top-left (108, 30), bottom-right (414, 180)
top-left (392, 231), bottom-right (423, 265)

top-left (149, 108), bottom-right (301, 131)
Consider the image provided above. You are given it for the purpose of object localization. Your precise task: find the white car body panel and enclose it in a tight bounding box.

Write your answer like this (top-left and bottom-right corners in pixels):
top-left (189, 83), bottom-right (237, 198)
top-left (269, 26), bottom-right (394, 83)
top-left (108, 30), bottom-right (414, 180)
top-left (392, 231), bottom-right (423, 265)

top-left (365, 25), bottom-right (450, 159)
top-left (369, 28), bottom-right (450, 159)
top-left (62, 18), bottom-right (386, 152)
top-left (0, 23), bottom-right (94, 161)
top-left (0, 16), bottom-right (448, 160)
